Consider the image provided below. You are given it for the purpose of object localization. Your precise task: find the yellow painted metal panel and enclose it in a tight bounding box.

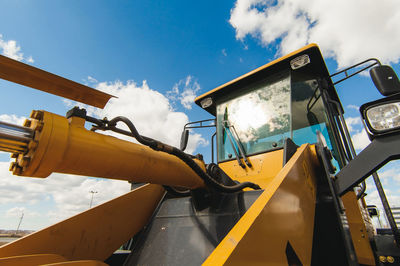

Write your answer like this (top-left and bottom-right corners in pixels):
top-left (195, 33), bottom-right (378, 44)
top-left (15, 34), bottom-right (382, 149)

top-left (341, 191), bottom-right (375, 265)
top-left (218, 149), bottom-right (284, 189)
top-left (203, 144), bottom-right (318, 265)
top-left (0, 254), bottom-right (67, 266)
top-left (0, 184), bottom-right (164, 261)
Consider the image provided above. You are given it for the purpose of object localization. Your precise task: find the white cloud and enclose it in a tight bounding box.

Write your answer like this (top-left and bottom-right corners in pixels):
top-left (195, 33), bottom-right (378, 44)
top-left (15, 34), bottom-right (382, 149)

top-left (87, 76), bottom-right (98, 83)
top-left (46, 175), bottom-right (130, 223)
top-left (222, 49), bottom-right (227, 57)
top-left (345, 116), bottom-right (362, 133)
top-left (346, 105), bottom-right (359, 111)
top-left (351, 129), bottom-right (371, 151)
top-left (167, 75), bottom-right (201, 110)
top-left (0, 34), bottom-right (34, 63)
top-left (66, 78), bottom-right (206, 154)
top-left (26, 56), bottom-right (34, 63)
top-left (6, 207), bottom-right (39, 218)
top-left (0, 161), bottom-right (130, 228)
top-left (379, 162), bottom-right (400, 185)
top-left (344, 115), bottom-right (370, 151)
top-left (361, 160), bottom-right (400, 229)
top-left (229, 0), bottom-right (400, 68)
top-left (186, 131), bottom-right (209, 154)
top-left (365, 190), bottom-right (396, 228)
top-left (0, 114), bottom-right (27, 126)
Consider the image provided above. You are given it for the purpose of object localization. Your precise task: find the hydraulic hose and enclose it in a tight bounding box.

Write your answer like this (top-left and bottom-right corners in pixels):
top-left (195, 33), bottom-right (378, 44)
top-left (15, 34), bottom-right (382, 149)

top-left (107, 116), bottom-right (261, 193)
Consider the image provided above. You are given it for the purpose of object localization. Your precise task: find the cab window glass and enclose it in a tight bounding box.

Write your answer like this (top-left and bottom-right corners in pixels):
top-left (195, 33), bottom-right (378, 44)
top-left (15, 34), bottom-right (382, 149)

top-left (216, 73), bottom-right (291, 161)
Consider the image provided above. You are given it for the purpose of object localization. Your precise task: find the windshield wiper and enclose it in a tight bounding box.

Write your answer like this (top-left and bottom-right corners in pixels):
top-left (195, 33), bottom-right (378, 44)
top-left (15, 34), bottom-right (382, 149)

top-left (223, 120), bottom-right (252, 168)
top-left (223, 123), bottom-right (245, 168)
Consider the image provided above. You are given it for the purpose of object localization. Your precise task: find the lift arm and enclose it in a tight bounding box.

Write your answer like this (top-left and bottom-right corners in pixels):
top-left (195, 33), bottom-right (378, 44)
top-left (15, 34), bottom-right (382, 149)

top-left (0, 55), bottom-right (114, 108)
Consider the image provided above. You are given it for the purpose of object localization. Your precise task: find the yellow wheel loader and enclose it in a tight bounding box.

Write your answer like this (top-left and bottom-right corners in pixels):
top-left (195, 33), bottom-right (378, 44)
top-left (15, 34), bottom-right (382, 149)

top-left (0, 44), bottom-right (399, 265)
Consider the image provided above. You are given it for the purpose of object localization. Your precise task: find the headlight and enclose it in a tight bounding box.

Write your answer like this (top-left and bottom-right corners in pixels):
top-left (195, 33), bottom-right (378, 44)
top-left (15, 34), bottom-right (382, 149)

top-left (360, 94), bottom-right (400, 139)
top-left (200, 97), bottom-right (213, 109)
top-left (290, 54), bottom-right (310, 70)
top-left (366, 102), bottom-right (400, 132)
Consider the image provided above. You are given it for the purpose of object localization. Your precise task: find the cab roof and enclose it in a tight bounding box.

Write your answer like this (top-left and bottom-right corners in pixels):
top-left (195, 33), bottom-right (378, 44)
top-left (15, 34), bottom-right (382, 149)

top-left (195, 44), bottom-right (339, 116)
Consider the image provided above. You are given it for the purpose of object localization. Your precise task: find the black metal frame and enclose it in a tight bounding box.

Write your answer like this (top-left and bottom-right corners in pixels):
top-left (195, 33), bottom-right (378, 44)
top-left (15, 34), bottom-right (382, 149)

top-left (312, 136), bottom-right (358, 266)
top-left (319, 85), bottom-right (348, 168)
top-left (322, 89), bottom-right (367, 197)
top-left (183, 118), bottom-right (216, 130)
top-left (330, 58), bottom-right (381, 86)
top-left (183, 118), bottom-right (216, 163)
top-left (335, 132), bottom-right (400, 194)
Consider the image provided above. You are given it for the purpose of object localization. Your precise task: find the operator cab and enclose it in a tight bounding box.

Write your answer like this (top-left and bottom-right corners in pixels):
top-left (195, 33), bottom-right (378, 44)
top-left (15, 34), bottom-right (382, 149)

top-left (195, 44), bottom-right (344, 169)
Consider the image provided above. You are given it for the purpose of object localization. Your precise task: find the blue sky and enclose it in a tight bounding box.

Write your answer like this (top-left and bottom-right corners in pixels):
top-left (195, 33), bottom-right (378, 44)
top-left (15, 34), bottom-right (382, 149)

top-left (0, 0), bottom-right (399, 230)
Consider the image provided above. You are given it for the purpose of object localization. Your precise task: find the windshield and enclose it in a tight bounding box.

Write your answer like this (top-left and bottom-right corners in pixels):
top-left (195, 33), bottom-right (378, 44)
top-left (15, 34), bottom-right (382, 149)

top-left (217, 72), bottom-right (291, 161)
top-left (216, 71), bottom-right (339, 163)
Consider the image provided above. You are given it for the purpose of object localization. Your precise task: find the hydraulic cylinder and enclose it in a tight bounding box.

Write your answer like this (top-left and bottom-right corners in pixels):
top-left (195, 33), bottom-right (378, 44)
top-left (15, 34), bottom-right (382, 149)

top-left (2, 110), bottom-right (205, 189)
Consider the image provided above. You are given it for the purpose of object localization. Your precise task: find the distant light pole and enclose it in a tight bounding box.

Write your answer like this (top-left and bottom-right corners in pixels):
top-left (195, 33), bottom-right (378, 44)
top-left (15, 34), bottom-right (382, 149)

top-left (89, 191), bottom-right (98, 208)
top-left (15, 211), bottom-right (24, 236)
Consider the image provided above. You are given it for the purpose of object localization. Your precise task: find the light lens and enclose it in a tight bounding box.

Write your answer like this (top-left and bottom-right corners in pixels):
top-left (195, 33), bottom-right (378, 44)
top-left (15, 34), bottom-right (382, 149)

top-left (290, 54), bottom-right (310, 70)
top-left (366, 102), bottom-right (400, 132)
top-left (200, 97), bottom-right (213, 108)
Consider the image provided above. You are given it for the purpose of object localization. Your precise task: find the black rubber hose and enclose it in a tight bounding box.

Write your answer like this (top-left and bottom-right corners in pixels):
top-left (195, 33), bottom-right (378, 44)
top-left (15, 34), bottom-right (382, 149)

top-left (107, 116), bottom-right (261, 193)
top-left (108, 117), bottom-right (157, 148)
top-left (169, 146), bottom-right (261, 192)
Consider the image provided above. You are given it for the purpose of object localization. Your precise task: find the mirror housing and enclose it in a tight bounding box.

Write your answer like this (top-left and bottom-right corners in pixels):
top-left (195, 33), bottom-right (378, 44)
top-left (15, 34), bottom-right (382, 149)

top-left (180, 129), bottom-right (189, 151)
top-left (370, 65), bottom-right (400, 96)
top-left (307, 111), bottom-right (319, 126)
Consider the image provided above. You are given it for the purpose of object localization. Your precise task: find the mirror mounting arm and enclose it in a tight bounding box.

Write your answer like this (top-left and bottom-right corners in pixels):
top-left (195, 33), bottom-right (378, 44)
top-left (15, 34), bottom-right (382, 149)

top-left (330, 58), bottom-right (381, 86)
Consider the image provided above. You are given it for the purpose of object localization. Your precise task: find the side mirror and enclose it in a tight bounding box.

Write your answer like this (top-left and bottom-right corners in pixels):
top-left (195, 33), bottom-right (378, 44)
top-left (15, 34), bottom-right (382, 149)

top-left (180, 129), bottom-right (189, 151)
top-left (370, 65), bottom-right (400, 96)
top-left (367, 205), bottom-right (379, 217)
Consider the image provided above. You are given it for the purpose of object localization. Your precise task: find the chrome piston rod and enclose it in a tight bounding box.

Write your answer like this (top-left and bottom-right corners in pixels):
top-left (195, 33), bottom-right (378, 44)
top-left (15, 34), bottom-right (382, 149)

top-left (0, 121), bottom-right (33, 154)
